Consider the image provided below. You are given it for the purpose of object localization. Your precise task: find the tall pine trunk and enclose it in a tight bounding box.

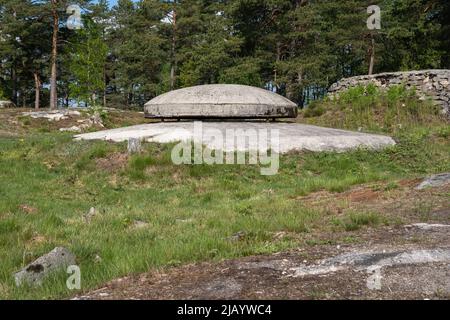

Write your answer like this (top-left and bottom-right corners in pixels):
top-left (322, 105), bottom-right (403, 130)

top-left (34, 72), bottom-right (41, 110)
top-left (103, 65), bottom-right (107, 108)
top-left (170, 5), bottom-right (177, 91)
top-left (274, 42), bottom-right (281, 84)
top-left (50, 0), bottom-right (58, 109)
top-left (11, 66), bottom-right (17, 105)
top-left (368, 36), bottom-right (375, 75)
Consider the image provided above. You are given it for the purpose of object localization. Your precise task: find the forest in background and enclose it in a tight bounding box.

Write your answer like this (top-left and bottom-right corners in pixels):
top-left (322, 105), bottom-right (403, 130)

top-left (0, 0), bottom-right (449, 109)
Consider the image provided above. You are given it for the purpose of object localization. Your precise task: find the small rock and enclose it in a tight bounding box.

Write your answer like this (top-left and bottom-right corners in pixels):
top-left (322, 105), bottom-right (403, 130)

top-left (228, 231), bottom-right (247, 242)
top-left (273, 231), bottom-right (287, 240)
top-left (90, 112), bottom-right (104, 127)
top-left (83, 207), bottom-right (97, 224)
top-left (416, 173), bottom-right (450, 190)
top-left (14, 247), bottom-right (76, 287)
top-left (405, 223), bottom-right (450, 231)
top-left (19, 204), bottom-right (37, 214)
top-left (67, 110), bottom-right (81, 116)
top-left (127, 138), bottom-right (142, 154)
top-left (59, 126), bottom-right (82, 133)
top-left (131, 220), bottom-right (149, 229)
top-left (94, 254), bottom-right (102, 264)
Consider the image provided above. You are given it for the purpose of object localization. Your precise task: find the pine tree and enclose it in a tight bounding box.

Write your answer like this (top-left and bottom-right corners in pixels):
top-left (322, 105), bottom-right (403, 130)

top-left (109, 0), bottom-right (165, 108)
top-left (177, 0), bottom-right (243, 86)
top-left (68, 19), bottom-right (108, 107)
top-left (0, 0), bottom-right (32, 105)
top-left (42, 0), bottom-right (91, 109)
top-left (380, 0), bottom-right (444, 71)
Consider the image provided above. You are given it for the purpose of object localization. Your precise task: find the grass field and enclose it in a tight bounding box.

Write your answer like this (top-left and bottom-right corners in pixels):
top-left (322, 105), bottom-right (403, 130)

top-left (0, 85), bottom-right (449, 299)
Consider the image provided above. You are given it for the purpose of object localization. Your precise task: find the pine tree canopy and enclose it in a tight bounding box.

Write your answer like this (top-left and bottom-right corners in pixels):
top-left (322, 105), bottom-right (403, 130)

top-left (0, 0), bottom-right (448, 108)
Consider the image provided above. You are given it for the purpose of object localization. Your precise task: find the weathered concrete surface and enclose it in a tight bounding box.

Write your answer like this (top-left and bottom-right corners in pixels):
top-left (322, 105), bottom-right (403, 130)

top-left (75, 122), bottom-right (396, 153)
top-left (14, 247), bottom-right (76, 287)
top-left (144, 84), bottom-right (298, 119)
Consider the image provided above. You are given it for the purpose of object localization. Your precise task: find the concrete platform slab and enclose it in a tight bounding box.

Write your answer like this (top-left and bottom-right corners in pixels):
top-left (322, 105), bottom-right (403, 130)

top-left (74, 122), bottom-right (396, 153)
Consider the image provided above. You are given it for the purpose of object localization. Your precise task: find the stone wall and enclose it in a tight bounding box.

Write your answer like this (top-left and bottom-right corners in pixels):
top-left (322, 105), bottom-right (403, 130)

top-left (328, 70), bottom-right (450, 115)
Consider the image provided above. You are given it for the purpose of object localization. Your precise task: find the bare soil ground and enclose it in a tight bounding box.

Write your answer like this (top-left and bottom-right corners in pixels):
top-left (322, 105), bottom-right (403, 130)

top-left (76, 183), bottom-right (450, 300)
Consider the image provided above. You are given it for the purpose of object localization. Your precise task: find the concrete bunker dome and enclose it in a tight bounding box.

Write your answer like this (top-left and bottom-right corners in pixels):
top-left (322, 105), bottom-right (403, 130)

top-left (144, 84), bottom-right (298, 119)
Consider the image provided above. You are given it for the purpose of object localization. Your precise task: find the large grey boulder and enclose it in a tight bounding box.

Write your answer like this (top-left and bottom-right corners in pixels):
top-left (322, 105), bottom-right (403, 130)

top-left (144, 84), bottom-right (298, 119)
top-left (0, 100), bottom-right (15, 108)
top-left (14, 247), bottom-right (76, 287)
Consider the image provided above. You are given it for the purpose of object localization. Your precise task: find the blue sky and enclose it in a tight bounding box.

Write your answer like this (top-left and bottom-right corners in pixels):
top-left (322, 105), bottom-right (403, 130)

top-left (106, 0), bottom-right (138, 8)
top-left (107, 0), bottom-right (118, 8)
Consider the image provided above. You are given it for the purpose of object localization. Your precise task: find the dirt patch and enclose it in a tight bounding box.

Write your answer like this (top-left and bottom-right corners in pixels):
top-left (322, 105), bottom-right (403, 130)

top-left (297, 180), bottom-right (450, 225)
top-left (0, 129), bottom-right (18, 138)
top-left (346, 189), bottom-right (380, 202)
top-left (96, 152), bottom-right (128, 172)
top-left (19, 204), bottom-right (38, 214)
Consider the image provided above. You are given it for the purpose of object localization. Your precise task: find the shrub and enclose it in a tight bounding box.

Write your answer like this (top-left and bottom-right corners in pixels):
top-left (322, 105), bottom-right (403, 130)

top-left (305, 84), bottom-right (445, 135)
top-left (87, 104), bottom-right (109, 122)
top-left (332, 212), bottom-right (380, 231)
top-left (303, 101), bottom-right (326, 118)
top-left (0, 86), bottom-right (6, 100)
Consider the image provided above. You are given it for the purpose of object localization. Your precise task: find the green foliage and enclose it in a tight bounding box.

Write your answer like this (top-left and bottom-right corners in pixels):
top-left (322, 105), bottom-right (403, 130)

top-left (436, 126), bottom-right (450, 139)
top-left (303, 84), bottom-right (445, 135)
top-left (0, 86), bottom-right (6, 100)
top-left (381, 0), bottom-right (445, 70)
top-left (303, 101), bottom-right (326, 118)
top-left (1, 0), bottom-right (449, 108)
top-left (332, 212), bottom-right (381, 231)
top-left (86, 104), bottom-right (108, 122)
top-left (219, 58), bottom-right (263, 86)
top-left (69, 19), bottom-right (108, 106)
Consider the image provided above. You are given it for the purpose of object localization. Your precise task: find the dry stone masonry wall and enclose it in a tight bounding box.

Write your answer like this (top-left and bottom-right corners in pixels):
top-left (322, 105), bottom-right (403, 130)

top-left (328, 70), bottom-right (450, 116)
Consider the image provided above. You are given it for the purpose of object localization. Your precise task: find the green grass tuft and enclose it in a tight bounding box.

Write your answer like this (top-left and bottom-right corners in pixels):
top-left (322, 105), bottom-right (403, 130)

top-left (332, 212), bottom-right (381, 231)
